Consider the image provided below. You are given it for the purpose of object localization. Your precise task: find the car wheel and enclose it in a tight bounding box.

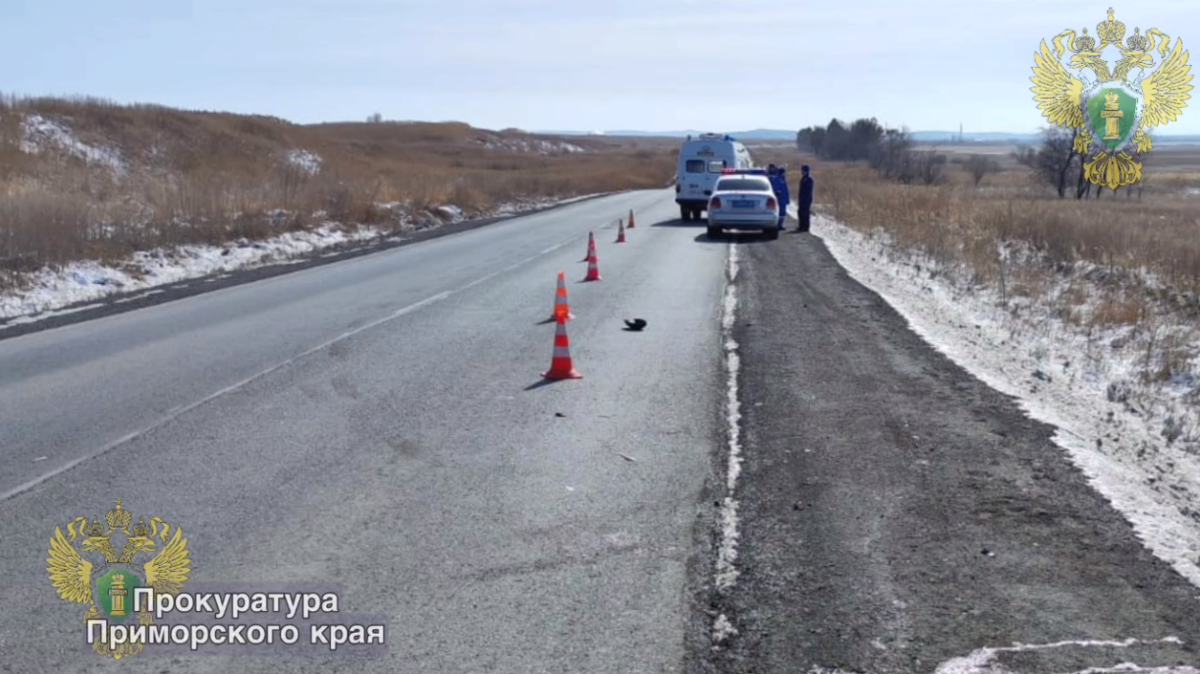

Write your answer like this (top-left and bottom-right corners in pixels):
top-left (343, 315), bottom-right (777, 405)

top-left (707, 226), bottom-right (721, 239)
top-left (680, 206), bottom-right (691, 221)
top-left (692, 209), bottom-right (703, 220)
top-left (764, 228), bottom-right (779, 240)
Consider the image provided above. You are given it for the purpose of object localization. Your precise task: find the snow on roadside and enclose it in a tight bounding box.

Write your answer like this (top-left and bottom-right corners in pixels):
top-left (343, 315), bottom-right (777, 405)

top-left (19, 114), bottom-right (127, 175)
top-left (798, 206), bottom-right (1200, 590)
top-left (0, 194), bottom-right (606, 325)
top-left (0, 223), bottom-right (378, 323)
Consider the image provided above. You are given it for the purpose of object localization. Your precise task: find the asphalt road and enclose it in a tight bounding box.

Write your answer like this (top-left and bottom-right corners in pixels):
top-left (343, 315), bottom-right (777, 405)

top-left (707, 226), bottom-right (1200, 673)
top-left (4, 190), bottom-right (1200, 674)
top-left (0, 189), bottom-right (725, 673)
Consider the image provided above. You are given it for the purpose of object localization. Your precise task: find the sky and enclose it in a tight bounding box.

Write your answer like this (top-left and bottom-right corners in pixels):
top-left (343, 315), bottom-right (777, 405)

top-left (1, 0), bottom-right (1198, 134)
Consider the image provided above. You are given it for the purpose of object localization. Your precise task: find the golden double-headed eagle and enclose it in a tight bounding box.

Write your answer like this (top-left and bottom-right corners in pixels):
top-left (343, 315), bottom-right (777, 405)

top-left (1031, 8), bottom-right (1193, 189)
top-left (47, 499), bottom-right (191, 660)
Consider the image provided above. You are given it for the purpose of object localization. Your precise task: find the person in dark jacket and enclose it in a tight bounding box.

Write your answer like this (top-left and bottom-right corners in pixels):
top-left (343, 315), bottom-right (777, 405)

top-left (796, 165), bottom-right (814, 232)
top-left (766, 164), bottom-right (790, 230)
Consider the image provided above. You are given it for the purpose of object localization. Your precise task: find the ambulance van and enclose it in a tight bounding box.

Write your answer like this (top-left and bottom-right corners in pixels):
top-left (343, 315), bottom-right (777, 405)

top-left (674, 133), bottom-right (754, 221)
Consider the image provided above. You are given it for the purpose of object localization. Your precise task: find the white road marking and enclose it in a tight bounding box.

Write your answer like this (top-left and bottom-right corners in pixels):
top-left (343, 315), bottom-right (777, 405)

top-left (0, 230), bottom-right (587, 503)
top-left (712, 614), bottom-right (738, 644)
top-left (934, 637), bottom-right (1196, 674)
top-left (713, 242), bottom-right (743, 644)
top-left (0, 303), bottom-right (105, 330)
top-left (0, 291), bottom-right (449, 503)
top-left (803, 637), bottom-right (1196, 673)
top-left (113, 289), bottom-right (165, 304)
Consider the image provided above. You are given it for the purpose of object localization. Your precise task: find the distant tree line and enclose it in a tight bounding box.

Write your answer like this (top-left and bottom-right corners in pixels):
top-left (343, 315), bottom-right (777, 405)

top-left (795, 117), bottom-right (1135, 198)
top-left (795, 118), bottom-right (948, 185)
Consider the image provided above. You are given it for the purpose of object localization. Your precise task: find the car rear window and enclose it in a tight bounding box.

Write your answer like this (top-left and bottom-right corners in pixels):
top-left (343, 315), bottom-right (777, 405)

top-left (685, 159), bottom-right (706, 173)
top-left (716, 179), bottom-right (770, 192)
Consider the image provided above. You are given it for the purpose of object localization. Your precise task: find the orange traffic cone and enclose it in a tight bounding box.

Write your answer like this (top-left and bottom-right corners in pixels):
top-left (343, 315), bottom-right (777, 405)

top-left (549, 271), bottom-right (575, 321)
top-left (583, 246), bottom-right (602, 282)
top-left (627, 209), bottom-right (636, 228)
top-left (543, 314), bottom-right (582, 379)
top-left (615, 218), bottom-right (626, 243)
top-left (581, 231), bottom-right (595, 262)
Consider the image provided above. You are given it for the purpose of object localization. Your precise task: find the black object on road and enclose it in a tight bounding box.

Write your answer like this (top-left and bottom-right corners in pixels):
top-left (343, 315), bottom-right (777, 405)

top-left (623, 319), bottom-right (647, 331)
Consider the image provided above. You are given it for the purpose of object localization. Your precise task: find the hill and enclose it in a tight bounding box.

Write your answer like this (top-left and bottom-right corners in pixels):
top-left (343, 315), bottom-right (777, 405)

top-left (0, 96), bottom-right (676, 285)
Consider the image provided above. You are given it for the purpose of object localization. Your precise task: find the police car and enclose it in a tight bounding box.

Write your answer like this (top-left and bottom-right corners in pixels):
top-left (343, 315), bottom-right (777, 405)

top-left (706, 168), bottom-right (780, 240)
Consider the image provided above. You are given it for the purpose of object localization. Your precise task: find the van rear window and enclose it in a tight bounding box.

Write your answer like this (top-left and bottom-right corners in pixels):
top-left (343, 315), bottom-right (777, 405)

top-left (709, 161), bottom-right (727, 172)
top-left (685, 159), bottom-right (706, 173)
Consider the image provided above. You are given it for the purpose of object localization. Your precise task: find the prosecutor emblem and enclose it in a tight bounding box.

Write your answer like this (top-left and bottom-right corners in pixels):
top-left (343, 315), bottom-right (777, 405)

top-left (1030, 8), bottom-right (1192, 189)
top-left (47, 499), bottom-right (191, 659)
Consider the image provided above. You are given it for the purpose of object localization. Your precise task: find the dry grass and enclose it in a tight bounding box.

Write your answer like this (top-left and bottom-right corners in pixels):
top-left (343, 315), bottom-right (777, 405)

top-left (753, 144), bottom-right (1200, 385)
top-left (755, 146), bottom-right (1200, 294)
top-left (0, 95), bottom-right (676, 286)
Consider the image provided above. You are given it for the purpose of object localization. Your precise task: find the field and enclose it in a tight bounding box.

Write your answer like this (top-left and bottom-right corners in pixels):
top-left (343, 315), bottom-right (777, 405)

top-left (752, 142), bottom-right (1200, 301)
top-left (0, 96), bottom-right (677, 287)
top-left (925, 140), bottom-right (1200, 175)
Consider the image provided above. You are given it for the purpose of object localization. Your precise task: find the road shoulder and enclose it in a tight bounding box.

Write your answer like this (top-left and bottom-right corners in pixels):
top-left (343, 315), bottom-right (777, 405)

top-left (708, 232), bottom-right (1200, 673)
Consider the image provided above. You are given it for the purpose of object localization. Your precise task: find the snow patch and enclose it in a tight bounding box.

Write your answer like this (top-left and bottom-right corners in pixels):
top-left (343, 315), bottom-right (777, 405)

top-left (0, 223), bottom-right (379, 321)
top-left (482, 137), bottom-right (587, 154)
top-left (798, 205), bottom-right (1200, 590)
top-left (436, 205), bottom-right (465, 222)
top-left (20, 114), bottom-right (126, 174)
top-left (285, 149), bottom-right (321, 175)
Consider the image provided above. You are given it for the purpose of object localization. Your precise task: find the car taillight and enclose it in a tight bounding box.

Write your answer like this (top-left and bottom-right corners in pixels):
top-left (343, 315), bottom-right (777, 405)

top-left (767, 197), bottom-right (777, 210)
top-left (711, 197), bottom-right (722, 209)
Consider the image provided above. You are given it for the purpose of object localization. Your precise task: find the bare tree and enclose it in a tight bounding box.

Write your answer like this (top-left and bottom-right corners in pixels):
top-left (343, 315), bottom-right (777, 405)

top-left (869, 128), bottom-right (913, 180)
top-left (367, 112), bottom-right (383, 123)
top-left (964, 154), bottom-right (1001, 187)
top-left (908, 150), bottom-right (946, 185)
top-left (1016, 127), bottom-right (1080, 197)
top-left (1012, 145), bottom-right (1036, 167)
top-left (1075, 156), bottom-right (1092, 199)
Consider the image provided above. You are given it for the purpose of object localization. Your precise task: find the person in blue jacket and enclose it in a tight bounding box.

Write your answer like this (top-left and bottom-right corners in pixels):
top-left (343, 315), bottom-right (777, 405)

top-left (766, 164), bottom-right (790, 229)
top-left (796, 164), bottom-right (814, 233)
